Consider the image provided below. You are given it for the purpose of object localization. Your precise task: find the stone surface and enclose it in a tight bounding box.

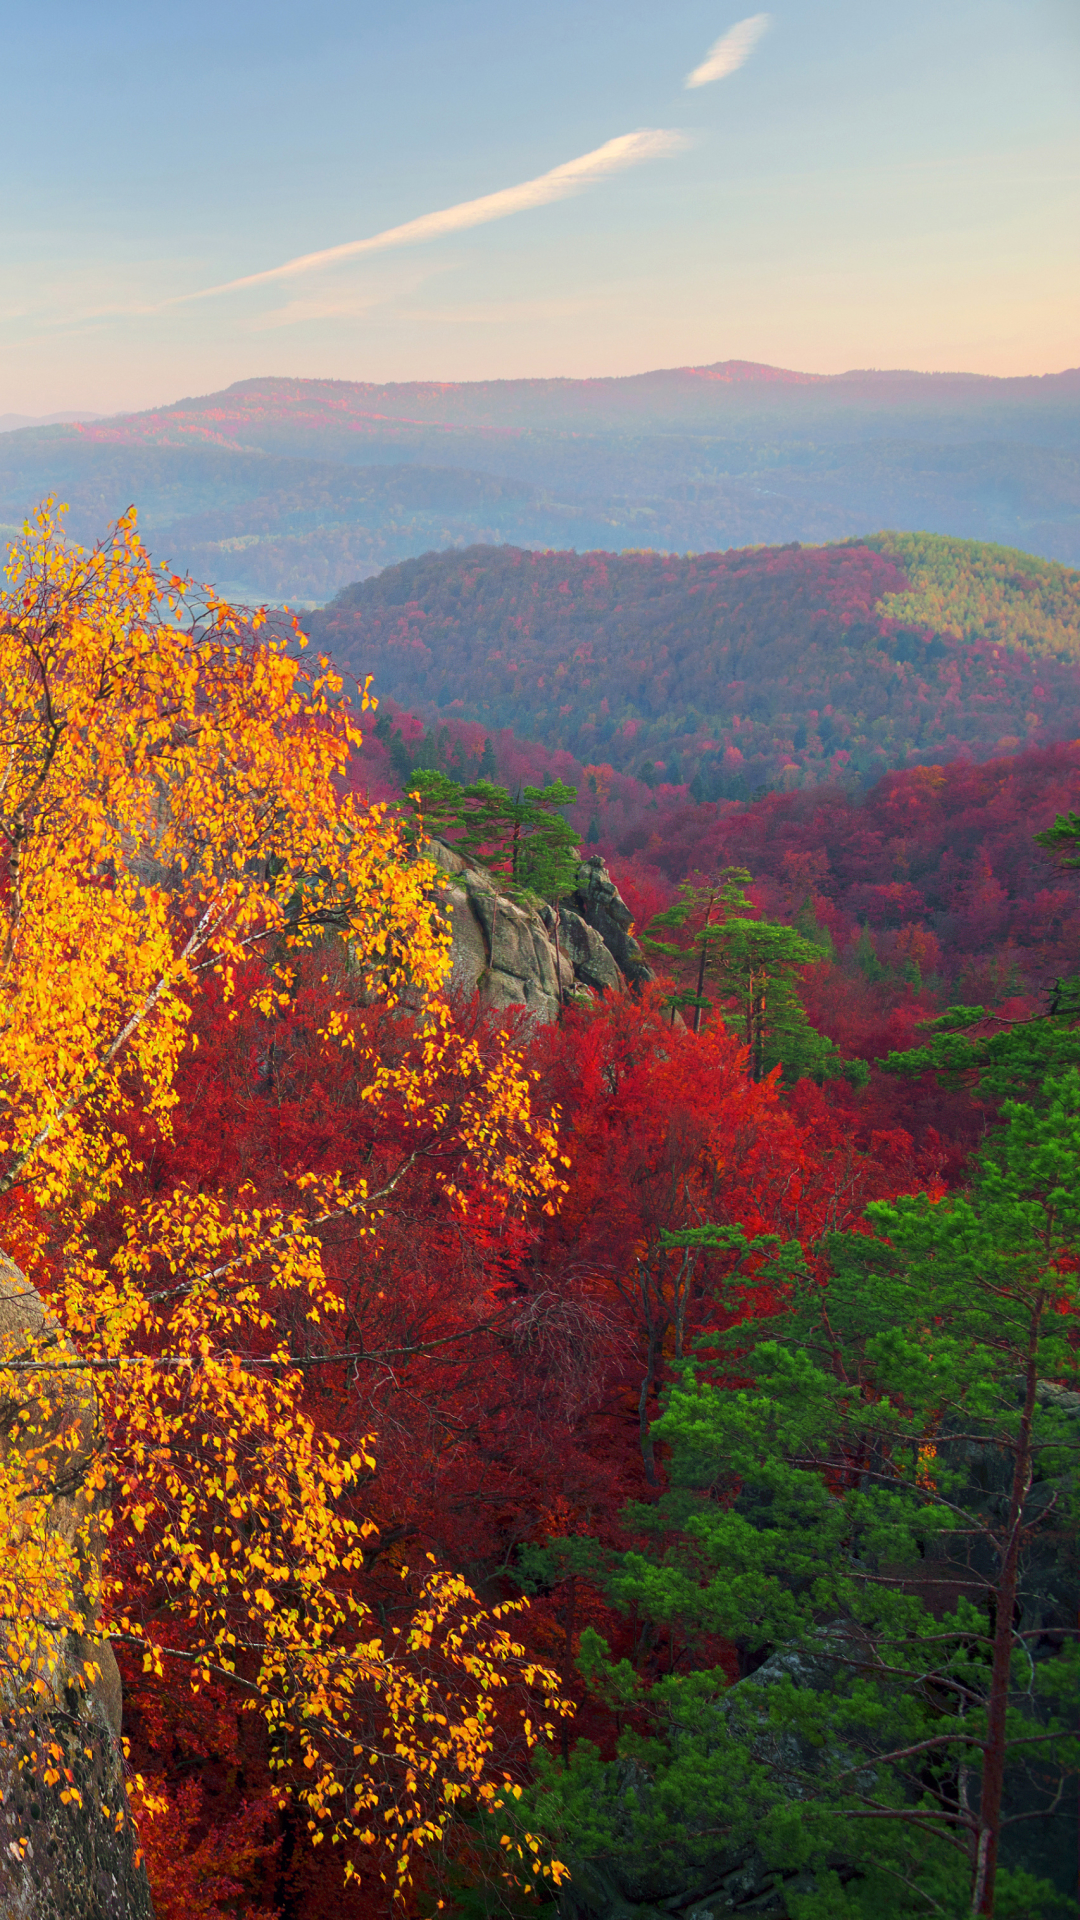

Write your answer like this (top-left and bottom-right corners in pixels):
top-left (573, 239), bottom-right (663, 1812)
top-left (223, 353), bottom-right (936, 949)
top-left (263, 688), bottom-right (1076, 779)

top-left (0, 1257), bottom-right (153, 1919)
top-left (565, 856), bottom-right (655, 991)
top-left (432, 842), bottom-right (643, 1022)
top-left (0, 1691), bottom-right (153, 1920)
top-left (551, 907), bottom-right (623, 995)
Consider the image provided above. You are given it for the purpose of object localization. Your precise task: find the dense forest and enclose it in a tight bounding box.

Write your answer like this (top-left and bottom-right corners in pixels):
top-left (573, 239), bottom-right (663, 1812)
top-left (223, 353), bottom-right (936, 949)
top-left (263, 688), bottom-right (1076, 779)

top-left (3, 507), bottom-right (1080, 1920)
top-left (312, 533), bottom-right (1080, 795)
top-left (116, 722), bottom-right (1080, 1919)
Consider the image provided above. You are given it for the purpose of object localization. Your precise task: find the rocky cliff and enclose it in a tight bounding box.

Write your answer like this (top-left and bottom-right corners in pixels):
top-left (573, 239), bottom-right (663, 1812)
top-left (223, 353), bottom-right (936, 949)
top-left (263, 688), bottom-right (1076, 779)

top-left (430, 847), bottom-right (653, 1021)
top-left (0, 1259), bottom-right (153, 1920)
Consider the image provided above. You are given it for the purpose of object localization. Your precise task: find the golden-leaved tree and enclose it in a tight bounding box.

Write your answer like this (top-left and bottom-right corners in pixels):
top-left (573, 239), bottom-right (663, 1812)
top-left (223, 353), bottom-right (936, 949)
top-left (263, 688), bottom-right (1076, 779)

top-left (0, 503), bottom-right (567, 1895)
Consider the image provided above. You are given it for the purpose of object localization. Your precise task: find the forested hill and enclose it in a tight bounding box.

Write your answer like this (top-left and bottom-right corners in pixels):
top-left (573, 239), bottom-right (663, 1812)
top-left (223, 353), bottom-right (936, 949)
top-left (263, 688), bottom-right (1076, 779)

top-left (309, 533), bottom-right (1080, 798)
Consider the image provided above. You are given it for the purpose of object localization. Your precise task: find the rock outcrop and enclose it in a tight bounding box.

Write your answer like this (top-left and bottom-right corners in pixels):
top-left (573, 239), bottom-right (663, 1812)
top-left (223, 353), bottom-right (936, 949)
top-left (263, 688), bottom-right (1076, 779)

top-left (0, 1258), bottom-right (153, 1920)
top-left (429, 844), bottom-right (652, 1021)
top-left (563, 855), bottom-right (655, 992)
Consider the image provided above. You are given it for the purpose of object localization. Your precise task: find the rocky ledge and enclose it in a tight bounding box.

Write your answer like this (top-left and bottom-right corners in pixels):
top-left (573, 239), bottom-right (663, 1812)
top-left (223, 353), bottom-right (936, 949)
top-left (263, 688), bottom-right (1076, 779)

top-left (0, 1258), bottom-right (153, 1919)
top-left (426, 846), bottom-right (653, 1022)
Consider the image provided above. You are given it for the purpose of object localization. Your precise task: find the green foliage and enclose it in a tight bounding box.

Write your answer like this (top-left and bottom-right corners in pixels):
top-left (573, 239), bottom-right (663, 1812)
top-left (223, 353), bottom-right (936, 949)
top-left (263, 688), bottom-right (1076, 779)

top-left (1035, 808), bottom-right (1080, 867)
top-left (404, 769), bottom-right (581, 905)
top-left (881, 997), bottom-right (1080, 1103)
top-left (522, 1078), bottom-right (1080, 1916)
top-left (709, 914), bottom-right (845, 1082)
top-left (853, 923), bottom-right (885, 983)
top-left (868, 532), bottom-right (1080, 659)
top-left (478, 735), bottom-right (498, 781)
top-left (643, 869), bottom-right (853, 1083)
top-left (376, 713), bottom-right (501, 792)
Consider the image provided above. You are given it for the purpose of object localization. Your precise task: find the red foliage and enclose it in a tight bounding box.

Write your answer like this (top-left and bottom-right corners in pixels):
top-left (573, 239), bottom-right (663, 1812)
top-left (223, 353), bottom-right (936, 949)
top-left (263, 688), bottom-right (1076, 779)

top-left (70, 724), bottom-right (1080, 1910)
top-left (621, 741), bottom-right (1080, 998)
top-left (87, 947), bottom-right (946, 1913)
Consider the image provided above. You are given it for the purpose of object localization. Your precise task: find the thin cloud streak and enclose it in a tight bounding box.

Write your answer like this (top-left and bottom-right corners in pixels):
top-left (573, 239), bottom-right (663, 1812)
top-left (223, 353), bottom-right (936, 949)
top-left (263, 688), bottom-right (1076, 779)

top-left (685, 14), bottom-right (770, 89)
top-left (173, 129), bottom-right (689, 307)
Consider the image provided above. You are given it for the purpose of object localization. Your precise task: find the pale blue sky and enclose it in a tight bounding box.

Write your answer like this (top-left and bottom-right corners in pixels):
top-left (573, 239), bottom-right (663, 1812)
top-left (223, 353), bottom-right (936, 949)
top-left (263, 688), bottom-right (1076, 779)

top-left (2, 0), bottom-right (1077, 413)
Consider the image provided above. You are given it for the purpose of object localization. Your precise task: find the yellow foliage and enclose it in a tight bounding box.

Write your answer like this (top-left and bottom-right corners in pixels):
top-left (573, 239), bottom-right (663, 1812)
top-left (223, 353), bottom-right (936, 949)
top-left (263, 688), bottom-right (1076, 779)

top-left (0, 504), bottom-right (569, 1892)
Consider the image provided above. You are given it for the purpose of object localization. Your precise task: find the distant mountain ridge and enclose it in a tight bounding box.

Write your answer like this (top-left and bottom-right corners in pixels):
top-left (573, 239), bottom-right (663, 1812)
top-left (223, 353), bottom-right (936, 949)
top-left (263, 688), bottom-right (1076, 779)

top-left (65, 361), bottom-right (1080, 438)
top-left (1, 363), bottom-right (1078, 603)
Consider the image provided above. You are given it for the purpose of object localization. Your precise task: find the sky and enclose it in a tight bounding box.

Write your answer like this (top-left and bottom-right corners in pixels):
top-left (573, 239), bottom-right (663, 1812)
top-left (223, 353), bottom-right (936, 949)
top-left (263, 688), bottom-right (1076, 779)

top-left (1, 0), bottom-right (1077, 415)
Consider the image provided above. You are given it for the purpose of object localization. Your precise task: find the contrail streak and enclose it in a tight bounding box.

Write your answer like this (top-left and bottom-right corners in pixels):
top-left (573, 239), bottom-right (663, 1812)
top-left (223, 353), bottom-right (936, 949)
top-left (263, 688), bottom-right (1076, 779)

top-left (173, 128), bottom-right (689, 305)
top-left (685, 14), bottom-right (770, 89)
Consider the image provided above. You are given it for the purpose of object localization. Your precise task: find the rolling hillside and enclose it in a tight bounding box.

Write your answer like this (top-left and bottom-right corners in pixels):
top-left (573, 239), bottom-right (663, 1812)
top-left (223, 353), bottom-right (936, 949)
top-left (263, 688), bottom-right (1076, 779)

top-left (2, 363), bottom-right (1079, 604)
top-left (310, 533), bottom-right (1080, 797)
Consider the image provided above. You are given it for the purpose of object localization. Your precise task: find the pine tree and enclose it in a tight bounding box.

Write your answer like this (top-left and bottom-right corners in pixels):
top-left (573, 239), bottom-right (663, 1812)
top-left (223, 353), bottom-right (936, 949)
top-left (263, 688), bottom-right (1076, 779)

top-left (521, 1074), bottom-right (1080, 1916)
top-left (641, 869), bottom-right (850, 1080)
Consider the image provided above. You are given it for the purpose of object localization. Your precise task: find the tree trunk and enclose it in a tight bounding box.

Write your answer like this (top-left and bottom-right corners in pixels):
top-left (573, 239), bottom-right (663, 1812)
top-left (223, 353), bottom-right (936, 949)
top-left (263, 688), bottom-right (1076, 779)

top-left (554, 900), bottom-right (565, 1026)
top-left (749, 974), bottom-right (768, 1082)
top-left (970, 1298), bottom-right (1042, 1916)
top-left (692, 904), bottom-right (713, 1036)
top-left (561, 1575), bottom-right (577, 1766)
top-left (638, 1328), bottom-right (661, 1489)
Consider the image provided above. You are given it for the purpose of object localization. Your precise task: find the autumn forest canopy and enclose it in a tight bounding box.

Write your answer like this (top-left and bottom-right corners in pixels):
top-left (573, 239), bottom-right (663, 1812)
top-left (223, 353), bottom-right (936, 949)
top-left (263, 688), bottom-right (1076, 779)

top-left (2, 498), bottom-right (1080, 1920)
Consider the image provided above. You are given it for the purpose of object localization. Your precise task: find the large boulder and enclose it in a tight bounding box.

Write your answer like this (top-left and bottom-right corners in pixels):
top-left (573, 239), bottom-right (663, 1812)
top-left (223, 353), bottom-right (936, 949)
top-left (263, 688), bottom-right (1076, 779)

top-left (546, 906), bottom-right (623, 996)
top-left (0, 1257), bottom-right (153, 1919)
top-left (564, 856), bottom-right (655, 992)
top-left (429, 842), bottom-right (644, 1022)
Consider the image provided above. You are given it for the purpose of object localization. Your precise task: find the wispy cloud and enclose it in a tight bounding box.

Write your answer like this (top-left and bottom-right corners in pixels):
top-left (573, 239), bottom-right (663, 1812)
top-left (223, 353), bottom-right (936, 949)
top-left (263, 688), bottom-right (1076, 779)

top-left (173, 129), bottom-right (689, 307)
top-left (685, 14), bottom-right (770, 89)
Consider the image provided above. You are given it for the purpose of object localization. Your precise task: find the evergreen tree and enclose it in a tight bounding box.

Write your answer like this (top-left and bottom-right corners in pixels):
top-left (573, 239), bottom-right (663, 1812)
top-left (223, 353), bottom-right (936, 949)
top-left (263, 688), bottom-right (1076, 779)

top-left (521, 1077), bottom-right (1080, 1916)
top-left (882, 997), bottom-right (1080, 1106)
top-left (642, 869), bottom-right (853, 1081)
top-left (1035, 809), bottom-right (1080, 867)
top-left (388, 727), bottom-right (414, 786)
top-left (478, 735), bottom-right (498, 780)
top-left (404, 770), bottom-right (580, 903)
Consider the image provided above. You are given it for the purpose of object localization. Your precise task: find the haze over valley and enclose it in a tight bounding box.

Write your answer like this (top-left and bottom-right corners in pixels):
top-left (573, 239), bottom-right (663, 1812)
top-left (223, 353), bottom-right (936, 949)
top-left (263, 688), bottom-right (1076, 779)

top-left (3, 359), bottom-right (1078, 607)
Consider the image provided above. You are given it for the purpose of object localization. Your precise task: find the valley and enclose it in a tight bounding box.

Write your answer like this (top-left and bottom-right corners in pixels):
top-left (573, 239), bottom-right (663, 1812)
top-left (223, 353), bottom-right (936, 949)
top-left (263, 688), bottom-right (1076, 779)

top-left (3, 383), bottom-right (1080, 1919)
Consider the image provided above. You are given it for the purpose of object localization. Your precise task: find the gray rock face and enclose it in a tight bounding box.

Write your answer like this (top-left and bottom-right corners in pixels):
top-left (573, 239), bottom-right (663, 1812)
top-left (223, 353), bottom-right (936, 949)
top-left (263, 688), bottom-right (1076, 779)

top-left (565, 856), bottom-right (655, 991)
top-left (429, 842), bottom-right (644, 1022)
top-left (0, 1257), bottom-right (153, 1919)
top-left (0, 1692), bottom-right (154, 1920)
top-left (548, 906), bottom-right (624, 996)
